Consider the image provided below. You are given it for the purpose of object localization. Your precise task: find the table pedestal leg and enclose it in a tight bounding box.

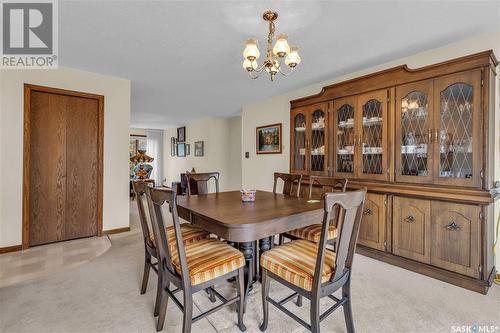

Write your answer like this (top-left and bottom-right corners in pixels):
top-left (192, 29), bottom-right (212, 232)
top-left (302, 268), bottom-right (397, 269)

top-left (239, 241), bottom-right (254, 312)
top-left (258, 237), bottom-right (272, 282)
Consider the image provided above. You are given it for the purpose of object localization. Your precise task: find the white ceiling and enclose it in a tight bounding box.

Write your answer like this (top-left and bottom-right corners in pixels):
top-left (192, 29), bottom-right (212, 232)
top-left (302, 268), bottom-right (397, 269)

top-left (59, 1), bottom-right (500, 128)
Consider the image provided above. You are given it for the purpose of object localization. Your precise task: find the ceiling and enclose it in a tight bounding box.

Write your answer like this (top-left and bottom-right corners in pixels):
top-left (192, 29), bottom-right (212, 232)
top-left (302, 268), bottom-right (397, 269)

top-left (59, 1), bottom-right (500, 128)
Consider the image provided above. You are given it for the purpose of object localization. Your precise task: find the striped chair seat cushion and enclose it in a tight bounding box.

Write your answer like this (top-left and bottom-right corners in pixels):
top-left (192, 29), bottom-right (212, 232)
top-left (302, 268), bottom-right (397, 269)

top-left (287, 224), bottom-right (337, 242)
top-left (171, 238), bottom-right (245, 286)
top-left (149, 223), bottom-right (210, 252)
top-left (260, 239), bottom-right (336, 291)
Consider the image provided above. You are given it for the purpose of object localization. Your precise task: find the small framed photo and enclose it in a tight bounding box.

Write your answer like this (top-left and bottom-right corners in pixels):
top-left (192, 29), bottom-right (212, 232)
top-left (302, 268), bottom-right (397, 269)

top-left (170, 137), bottom-right (176, 156)
top-left (194, 141), bottom-right (204, 157)
top-left (186, 144), bottom-right (190, 156)
top-left (256, 123), bottom-right (282, 154)
top-left (177, 142), bottom-right (186, 157)
top-left (177, 126), bottom-right (186, 142)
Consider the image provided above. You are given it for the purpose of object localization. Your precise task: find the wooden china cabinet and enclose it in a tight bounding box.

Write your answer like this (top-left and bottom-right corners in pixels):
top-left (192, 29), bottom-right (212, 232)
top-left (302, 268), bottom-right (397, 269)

top-left (289, 51), bottom-right (498, 294)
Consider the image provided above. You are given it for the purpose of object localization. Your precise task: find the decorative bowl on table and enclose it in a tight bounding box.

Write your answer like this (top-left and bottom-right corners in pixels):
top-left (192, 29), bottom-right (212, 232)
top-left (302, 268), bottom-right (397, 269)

top-left (240, 190), bottom-right (256, 202)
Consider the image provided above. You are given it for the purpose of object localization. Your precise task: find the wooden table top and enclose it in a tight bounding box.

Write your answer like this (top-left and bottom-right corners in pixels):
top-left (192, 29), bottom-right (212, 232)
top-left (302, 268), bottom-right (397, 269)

top-left (176, 190), bottom-right (324, 242)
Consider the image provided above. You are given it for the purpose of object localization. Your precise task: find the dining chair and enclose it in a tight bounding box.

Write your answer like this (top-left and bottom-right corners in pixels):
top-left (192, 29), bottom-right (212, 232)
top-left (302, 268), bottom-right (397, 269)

top-left (273, 172), bottom-right (302, 197)
top-left (281, 177), bottom-right (348, 245)
top-left (186, 172), bottom-right (220, 196)
top-left (146, 186), bottom-right (246, 333)
top-left (273, 173), bottom-right (303, 247)
top-left (260, 188), bottom-right (366, 333)
top-left (131, 181), bottom-right (212, 314)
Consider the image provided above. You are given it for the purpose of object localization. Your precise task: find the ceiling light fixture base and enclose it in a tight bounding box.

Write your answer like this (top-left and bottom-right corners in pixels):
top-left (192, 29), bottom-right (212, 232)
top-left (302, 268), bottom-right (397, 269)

top-left (262, 10), bottom-right (278, 22)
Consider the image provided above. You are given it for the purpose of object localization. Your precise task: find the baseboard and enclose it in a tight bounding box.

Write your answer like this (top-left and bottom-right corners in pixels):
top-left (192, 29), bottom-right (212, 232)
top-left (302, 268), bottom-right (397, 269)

top-left (103, 227), bottom-right (130, 235)
top-left (0, 244), bottom-right (22, 254)
top-left (356, 245), bottom-right (491, 295)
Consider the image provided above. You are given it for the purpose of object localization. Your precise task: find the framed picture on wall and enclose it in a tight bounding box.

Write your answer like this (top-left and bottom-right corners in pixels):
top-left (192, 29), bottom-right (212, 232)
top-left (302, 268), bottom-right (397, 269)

top-left (170, 137), bottom-right (176, 156)
top-left (256, 123), bottom-right (282, 154)
top-left (177, 126), bottom-right (186, 142)
top-left (177, 142), bottom-right (186, 157)
top-left (186, 144), bottom-right (190, 156)
top-left (194, 141), bottom-right (204, 156)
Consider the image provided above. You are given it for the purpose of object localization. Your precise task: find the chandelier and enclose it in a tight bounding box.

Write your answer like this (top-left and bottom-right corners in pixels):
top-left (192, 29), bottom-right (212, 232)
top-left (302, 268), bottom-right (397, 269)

top-left (242, 10), bottom-right (301, 81)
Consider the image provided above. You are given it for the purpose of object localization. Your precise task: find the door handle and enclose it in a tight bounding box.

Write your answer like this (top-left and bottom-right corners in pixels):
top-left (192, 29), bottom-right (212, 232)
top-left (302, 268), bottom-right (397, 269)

top-left (404, 215), bottom-right (415, 223)
top-left (445, 221), bottom-right (460, 231)
top-left (428, 128), bottom-right (433, 143)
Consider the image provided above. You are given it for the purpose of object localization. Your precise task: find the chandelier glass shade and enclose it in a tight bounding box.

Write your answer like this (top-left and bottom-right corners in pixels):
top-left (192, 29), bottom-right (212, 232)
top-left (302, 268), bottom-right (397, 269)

top-left (242, 10), bottom-right (301, 81)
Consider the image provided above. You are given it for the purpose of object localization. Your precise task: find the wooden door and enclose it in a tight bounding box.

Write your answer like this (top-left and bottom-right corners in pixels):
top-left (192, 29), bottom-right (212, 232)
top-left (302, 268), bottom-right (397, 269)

top-left (430, 201), bottom-right (480, 278)
top-left (358, 193), bottom-right (386, 251)
top-left (290, 107), bottom-right (309, 175)
top-left (308, 103), bottom-right (329, 176)
top-left (24, 85), bottom-right (103, 247)
top-left (28, 92), bottom-right (68, 245)
top-left (65, 96), bottom-right (99, 239)
top-left (392, 197), bottom-right (431, 263)
top-left (395, 80), bottom-right (434, 184)
top-left (357, 90), bottom-right (389, 180)
top-left (432, 70), bottom-right (482, 188)
top-left (333, 96), bottom-right (357, 179)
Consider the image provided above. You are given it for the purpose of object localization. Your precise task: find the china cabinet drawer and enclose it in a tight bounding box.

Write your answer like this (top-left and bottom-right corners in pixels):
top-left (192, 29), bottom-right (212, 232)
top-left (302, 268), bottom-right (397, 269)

top-left (358, 193), bottom-right (386, 251)
top-left (392, 197), bottom-right (431, 263)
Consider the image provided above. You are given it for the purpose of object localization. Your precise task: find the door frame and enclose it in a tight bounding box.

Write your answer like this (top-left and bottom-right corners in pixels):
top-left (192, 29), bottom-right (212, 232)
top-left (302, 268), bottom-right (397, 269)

top-left (22, 84), bottom-right (104, 249)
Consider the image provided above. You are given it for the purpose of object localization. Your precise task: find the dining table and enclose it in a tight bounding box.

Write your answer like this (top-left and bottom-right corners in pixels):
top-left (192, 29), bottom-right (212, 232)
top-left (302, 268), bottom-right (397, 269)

top-left (176, 190), bottom-right (324, 298)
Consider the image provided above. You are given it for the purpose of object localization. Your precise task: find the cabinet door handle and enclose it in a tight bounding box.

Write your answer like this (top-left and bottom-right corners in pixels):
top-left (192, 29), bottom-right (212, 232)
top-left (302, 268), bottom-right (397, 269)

top-left (445, 221), bottom-right (460, 231)
top-left (404, 215), bottom-right (415, 223)
top-left (363, 208), bottom-right (372, 216)
top-left (434, 128), bottom-right (439, 144)
top-left (427, 128), bottom-right (433, 143)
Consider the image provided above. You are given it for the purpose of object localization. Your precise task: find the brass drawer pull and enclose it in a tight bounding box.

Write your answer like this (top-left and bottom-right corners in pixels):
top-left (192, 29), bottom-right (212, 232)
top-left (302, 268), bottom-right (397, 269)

top-left (363, 208), bottom-right (372, 216)
top-left (404, 215), bottom-right (415, 223)
top-left (445, 221), bottom-right (460, 231)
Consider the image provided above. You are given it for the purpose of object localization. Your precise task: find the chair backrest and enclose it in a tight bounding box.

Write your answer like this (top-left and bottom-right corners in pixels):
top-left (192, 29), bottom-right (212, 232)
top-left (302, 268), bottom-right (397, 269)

top-left (186, 172), bottom-right (220, 195)
top-left (309, 177), bottom-right (348, 228)
top-left (131, 180), bottom-right (154, 246)
top-left (312, 189), bottom-right (366, 292)
top-left (146, 186), bottom-right (190, 288)
top-left (273, 172), bottom-right (302, 197)
top-left (308, 176), bottom-right (348, 200)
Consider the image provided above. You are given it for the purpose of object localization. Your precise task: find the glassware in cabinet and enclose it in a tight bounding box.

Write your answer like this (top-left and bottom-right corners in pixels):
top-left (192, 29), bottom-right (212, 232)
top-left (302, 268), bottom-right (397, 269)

top-left (334, 98), bottom-right (356, 177)
top-left (396, 81), bottom-right (433, 183)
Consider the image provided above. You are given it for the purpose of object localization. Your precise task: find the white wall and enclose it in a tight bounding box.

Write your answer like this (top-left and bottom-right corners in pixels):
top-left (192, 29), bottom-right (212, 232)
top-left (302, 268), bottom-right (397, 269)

top-left (130, 128), bottom-right (147, 136)
top-left (163, 116), bottom-right (241, 192)
top-left (0, 67), bottom-right (131, 247)
top-left (241, 32), bottom-right (500, 265)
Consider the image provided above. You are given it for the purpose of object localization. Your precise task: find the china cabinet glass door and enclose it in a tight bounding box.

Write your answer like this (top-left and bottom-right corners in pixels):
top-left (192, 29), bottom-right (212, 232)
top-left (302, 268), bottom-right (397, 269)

top-left (309, 104), bottom-right (328, 175)
top-left (357, 90), bottom-right (388, 180)
top-left (395, 81), bottom-right (433, 183)
top-left (433, 71), bottom-right (482, 187)
top-left (333, 97), bottom-right (356, 178)
top-left (291, 109), bottom-right (308, 174)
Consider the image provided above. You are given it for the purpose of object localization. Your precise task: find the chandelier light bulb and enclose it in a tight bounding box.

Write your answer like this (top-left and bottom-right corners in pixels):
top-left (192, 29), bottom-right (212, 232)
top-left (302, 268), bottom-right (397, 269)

top-left (273, 34), bottom-right (290, 58)
top-left (243, 38), bottom-right (260, 61)
top-left (285, 46), bottom-right (301, 68)
top-left (242, 58), bottom-right (257, 71)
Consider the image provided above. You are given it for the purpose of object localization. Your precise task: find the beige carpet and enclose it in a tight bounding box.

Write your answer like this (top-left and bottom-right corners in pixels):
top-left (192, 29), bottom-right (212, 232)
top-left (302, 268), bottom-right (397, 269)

top-left (0, 202), bottom-right (499, 333)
